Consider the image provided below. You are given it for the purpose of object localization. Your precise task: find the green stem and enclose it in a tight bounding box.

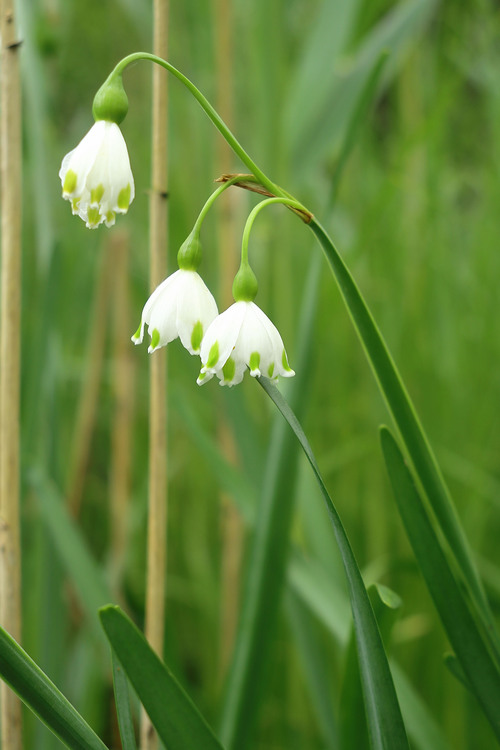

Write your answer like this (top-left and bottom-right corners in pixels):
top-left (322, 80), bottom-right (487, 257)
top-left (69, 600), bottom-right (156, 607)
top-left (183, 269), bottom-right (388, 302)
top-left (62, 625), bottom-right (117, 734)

top-left (111, 53), bottom-right (284, 199)
top-left (240, 196), bottom-right (303, 265)
top-left (193, 176), bottom-right (243, 234)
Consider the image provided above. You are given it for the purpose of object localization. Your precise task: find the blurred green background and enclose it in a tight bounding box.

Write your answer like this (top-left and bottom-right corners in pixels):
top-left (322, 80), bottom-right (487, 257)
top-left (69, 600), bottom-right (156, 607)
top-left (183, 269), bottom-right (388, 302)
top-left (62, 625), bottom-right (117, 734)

top-left (13, 0), bottom-right (500, 747)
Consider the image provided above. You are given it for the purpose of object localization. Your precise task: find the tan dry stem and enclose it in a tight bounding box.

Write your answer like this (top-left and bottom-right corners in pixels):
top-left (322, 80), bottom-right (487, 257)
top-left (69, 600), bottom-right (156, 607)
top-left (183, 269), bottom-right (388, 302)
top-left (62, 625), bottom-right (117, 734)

top-left (215, 0), bottom-right (245, 681)
top-left (141, 0), bottom-right (169, 748)
top-left (0, 0), bottom-right (23, 747)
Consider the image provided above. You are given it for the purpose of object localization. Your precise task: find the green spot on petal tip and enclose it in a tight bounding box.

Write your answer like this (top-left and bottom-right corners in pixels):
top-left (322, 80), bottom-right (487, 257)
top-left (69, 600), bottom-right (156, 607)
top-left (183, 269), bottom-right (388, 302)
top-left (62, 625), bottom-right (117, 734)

top-left (206, 341), bottom-right (219, 369)
top-left (151, 329), bottom-right (160, 350)
top-left (191, 321), bottom-right (203, 352)
top-left (63, 169), bottom-right (77, 194)
top-left (132, 324), bottom-right (142, 340)
top-left (249, 351), bottom-right (260, 372)
top-left (117, 184), bottom-right (131, 210)
top-left (222, 357), bottom-right (236, 382)
top-left (90, 183), bottom-right (105, 204)
top-left (267, 362), bottom-right (275, 378)
top-left (282, 349), bottom-right (292, 372)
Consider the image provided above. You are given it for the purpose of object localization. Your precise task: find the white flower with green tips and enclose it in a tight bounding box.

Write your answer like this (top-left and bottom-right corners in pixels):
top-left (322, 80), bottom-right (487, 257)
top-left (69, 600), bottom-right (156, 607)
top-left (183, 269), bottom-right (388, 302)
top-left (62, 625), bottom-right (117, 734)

top-left (197, 301), bottom-right (295, 387)
top-left (59, 121), bottom-right (134, 229)
top-left (131, 269), bottom-right (218, 355)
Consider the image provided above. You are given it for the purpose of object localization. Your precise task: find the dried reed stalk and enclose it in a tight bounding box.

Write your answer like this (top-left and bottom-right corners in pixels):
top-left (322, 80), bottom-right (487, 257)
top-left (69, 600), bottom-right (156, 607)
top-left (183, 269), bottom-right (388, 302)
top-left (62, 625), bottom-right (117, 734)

top-left (142, 0), bottom-right (169, 747)
top-left (215, 0), bottom-right (245, 680)
top-left (0, 1), bottom-right (23, 747)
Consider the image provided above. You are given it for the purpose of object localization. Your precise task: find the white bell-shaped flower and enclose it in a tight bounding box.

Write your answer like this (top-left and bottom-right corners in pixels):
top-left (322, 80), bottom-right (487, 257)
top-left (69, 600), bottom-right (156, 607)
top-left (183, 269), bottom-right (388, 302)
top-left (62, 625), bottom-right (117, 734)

top-left (59, 120), bottom-right (134, 229)
top-left (197, 301), bottom-right (295, 387)
top-left (131, 269), bottom-right (218, 355)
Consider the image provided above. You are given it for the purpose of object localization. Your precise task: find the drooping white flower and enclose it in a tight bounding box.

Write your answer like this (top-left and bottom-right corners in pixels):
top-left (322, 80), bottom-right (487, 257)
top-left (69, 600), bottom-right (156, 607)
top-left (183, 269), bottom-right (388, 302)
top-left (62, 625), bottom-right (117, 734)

top-left (197, 301), bottom-right (295, 387)
top-left (59, 120), bottom-right (134, 229)
top-left (131, 269), bottom-right (218, 355)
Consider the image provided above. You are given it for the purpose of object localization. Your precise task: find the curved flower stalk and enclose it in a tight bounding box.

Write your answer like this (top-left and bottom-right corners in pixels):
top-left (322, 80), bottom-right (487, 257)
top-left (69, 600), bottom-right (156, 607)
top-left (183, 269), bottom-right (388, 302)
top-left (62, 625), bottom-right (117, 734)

top-left (197, 301), bottom-right (294, 387)
top-left (131, 268), bottom-right (218, 355)
top-left (59, 121), bottom-right (134, 229)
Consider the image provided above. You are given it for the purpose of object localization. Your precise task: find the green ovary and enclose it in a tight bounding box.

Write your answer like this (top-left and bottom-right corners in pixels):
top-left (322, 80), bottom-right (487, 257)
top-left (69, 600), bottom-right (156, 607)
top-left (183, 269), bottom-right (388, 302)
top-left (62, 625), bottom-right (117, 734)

top-left (206, 341), bottom-right (219, 369)
top-left (63, 169), bottom-right (77, 194)
top-left (117, 184), bottom-right (131, 210)
top-left (90, 183), bottom-right (105, 204)
top-left (222, 357), bottom-right (236, 382)
top-left (191, 321), bottom-right (203, 352)
top-left (150, 329), bottom-right (160, 350)
top-left (249, 352), bottom-right (261, 372)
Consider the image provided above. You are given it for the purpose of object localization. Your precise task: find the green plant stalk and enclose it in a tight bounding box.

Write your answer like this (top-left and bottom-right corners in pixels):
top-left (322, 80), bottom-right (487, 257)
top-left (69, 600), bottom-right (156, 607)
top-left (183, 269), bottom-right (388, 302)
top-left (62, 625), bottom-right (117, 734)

top-left (108, 53), bottom-right (302, 207)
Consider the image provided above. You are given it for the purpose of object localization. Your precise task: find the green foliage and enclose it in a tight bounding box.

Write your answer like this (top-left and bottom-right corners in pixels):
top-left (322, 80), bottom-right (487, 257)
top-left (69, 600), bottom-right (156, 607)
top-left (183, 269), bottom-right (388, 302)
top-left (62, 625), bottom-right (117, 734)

top-left (2, 0), bottom-right (499, 748)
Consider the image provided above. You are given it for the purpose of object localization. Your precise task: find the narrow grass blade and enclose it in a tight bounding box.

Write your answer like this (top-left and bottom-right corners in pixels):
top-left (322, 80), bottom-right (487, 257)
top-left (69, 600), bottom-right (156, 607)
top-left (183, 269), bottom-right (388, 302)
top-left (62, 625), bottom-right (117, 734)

top-left (219, 256), bottom-right (321, 750)
top-left (380, 426), bottom-right (500, 741)
top-left (308, 218), bottom-right (498, 652)
top-left (99, 606), bottom-right (225, 750)
top-left (0, 625), bottom-right (108, 750)
top-left (30, 470), bottom-right (112, 645)
top-left (339, 583), bottom-right (402, 750)
top-left (259, 379), bottom-right (409, 750)
top-left (111, 652), bottom-right (137, 750)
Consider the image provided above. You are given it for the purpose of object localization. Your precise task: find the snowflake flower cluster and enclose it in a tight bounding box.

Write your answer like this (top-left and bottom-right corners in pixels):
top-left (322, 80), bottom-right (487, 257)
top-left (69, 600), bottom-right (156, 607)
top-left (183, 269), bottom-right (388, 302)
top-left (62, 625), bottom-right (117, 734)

top-left (131, 269), bottom-right (294, 388)
top-left (60, 120), bottom-right (294, 387)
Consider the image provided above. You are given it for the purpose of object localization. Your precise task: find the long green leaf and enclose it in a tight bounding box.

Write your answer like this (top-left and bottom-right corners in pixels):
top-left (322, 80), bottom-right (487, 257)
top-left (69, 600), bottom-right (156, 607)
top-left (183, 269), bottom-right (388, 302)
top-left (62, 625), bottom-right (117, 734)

top-left (259, 378), bottom-right (409, 750)
top-left (99, 606), bottom-right (225, 750)
top-left (308, 218), bottom-right (499, 652)
top-left (112, 652), bottom-right (137, 750)
top-left (0, 625), bottom-right (108, 750)
top-left (380, 426), bottom-right (500, 741)
top-left (30, 469), bottom-right (113, 646)
top-left (219, 256), bottom-right (321, 750)
top-left (339, 584), bottom-right (402, 750)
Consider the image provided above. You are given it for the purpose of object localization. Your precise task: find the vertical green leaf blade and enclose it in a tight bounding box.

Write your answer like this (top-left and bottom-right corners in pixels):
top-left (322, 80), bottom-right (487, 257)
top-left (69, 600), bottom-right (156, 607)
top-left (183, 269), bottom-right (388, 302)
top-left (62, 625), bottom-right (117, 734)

top-left (99, 606), bottom-right (225, 750)
top-left (111, 652), bottom-right (137, 750)
top-left (308, 218), bottom-right (498, 651)
top-left (0, 625), bottom-right (108, 750)
top-left (380, 426), bottom-right (500, 740)
top-left (259, 379), bottom-right (409, 750)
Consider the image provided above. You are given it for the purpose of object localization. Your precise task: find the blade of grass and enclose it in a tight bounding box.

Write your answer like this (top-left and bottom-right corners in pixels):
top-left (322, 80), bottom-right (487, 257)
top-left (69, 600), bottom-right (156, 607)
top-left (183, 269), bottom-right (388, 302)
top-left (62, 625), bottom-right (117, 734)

top-left (218, 255), bottom-right (321, 750)
top-left (380, 426), bottom-right (500, 740)
top-left (112, 652), bottom-right (137, 750)
top-left (29, 469), bottom-right (113, 646)
top-left (0, 625), bottom-right (108, 750)
top-left (339, 584), bottom-right (402, 750)
top-left (259, 378), bottom-right (409, 750)
top-left (308, 217), bottom-right (500, 655)
top-left (99, 606), bottom-right (225, 750)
